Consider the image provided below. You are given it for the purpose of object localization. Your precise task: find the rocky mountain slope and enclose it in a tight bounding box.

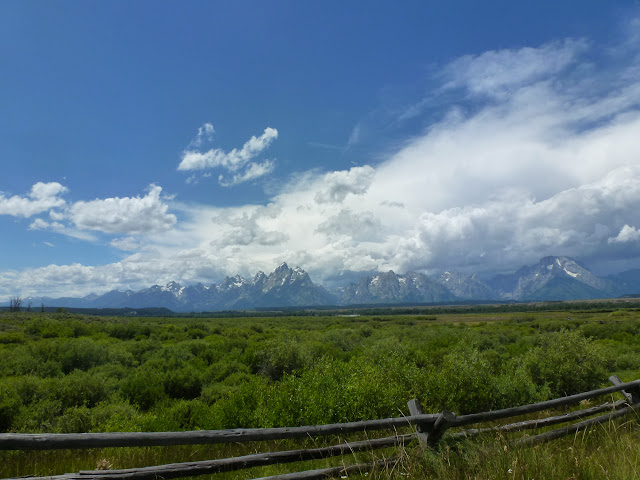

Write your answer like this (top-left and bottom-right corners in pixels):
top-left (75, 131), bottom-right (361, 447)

top-left (487, 256), bottom-right (618, 300)
top-left (337, 270), bottom-right (457, 304)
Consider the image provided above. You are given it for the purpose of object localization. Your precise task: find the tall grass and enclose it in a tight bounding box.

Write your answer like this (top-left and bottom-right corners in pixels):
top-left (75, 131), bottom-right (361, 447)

top-left (397, 416), bottom-right (640, 480)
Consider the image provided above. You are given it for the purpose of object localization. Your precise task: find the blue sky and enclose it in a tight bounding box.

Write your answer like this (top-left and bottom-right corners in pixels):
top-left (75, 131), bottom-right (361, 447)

top-left (2, 1), bottom-right (640, 297)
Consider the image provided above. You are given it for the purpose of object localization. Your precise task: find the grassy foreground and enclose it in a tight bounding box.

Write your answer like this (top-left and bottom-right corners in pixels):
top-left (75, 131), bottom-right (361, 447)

top-left (2, 305), bottom-right (640, 478)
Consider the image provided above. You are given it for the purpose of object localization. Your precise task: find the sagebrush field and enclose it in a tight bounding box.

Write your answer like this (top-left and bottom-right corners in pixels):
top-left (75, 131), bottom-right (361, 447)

top-left (2, 305), bottom-right (640, 479)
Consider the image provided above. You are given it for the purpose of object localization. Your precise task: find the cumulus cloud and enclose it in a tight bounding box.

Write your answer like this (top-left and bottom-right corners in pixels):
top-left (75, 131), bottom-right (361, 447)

top-left (0, 182), bottom-right (67, 217)
top-left (69, 184), bottom-right (176, 234)
top-left (314, 166), bottom-right (375, 203)
top-left (316, 209), bottom-right (383, 241)
top-left (609, 225), bottom-right (640, 244)
top-left (214, 206), bottom-right (289, 247)
top-left (110, 237), bottom-right (141, 251)
top-left (179, 125), bottom-right (278, 186)
top-left (383, 165), bottom-right (640, 273)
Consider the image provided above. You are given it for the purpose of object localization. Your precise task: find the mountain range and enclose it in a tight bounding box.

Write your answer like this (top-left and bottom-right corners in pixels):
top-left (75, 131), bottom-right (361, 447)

top-left (7, 256), bottom-right (640, 312)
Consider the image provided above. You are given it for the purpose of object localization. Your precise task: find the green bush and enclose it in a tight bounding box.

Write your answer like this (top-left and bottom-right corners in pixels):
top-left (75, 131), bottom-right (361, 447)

top-left (57, 338), bottom-right (109, 373)
top-left (0, 332), bottom-right (26, 344)
top-left (121, 369), bottom-right (166, 410)
top-left (422, 347), bottom-right (498, 414)
top-left (246, 339), bottom-right (310, 381)
top-left (0, 384), bottom-right (22, 431)
top-left (523, 329), bottom-right (606, 396)
top-left (54, 405), bottom-right (93, 433)
top-left (163, 367), bottom-right (203, 399)
top-left (56, 370), bottom-right (109, 408)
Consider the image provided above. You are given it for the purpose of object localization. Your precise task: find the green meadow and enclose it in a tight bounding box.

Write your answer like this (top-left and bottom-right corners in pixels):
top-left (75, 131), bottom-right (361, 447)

top-left (2, 305), bottom-right (640, 479)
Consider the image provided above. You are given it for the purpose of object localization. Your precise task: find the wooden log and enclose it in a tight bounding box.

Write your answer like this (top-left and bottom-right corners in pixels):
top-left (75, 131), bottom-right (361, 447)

top-left (406, 399), bottom-right (430, 446)
top-left (450, 400), bottom-right (625, 439)
top-left (0, 415), bottom-right (436, 451)
top-left (427, 411), bottom-right (456, 446)
top-left (248, 458), bottom-right (398, 480)
top-left (451, 379), bottom-right (640, 428)
top-left (609, 375), bottom-right (640, 404)
top-left (514, 403), bottom-right (638, 446)
top-left (1, 435), bottom-right (414, 480)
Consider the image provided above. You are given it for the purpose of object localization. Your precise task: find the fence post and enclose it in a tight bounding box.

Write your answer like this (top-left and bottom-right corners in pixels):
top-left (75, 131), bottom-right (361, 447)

top-left (428, 410), bottom-right (456, 446)
top-left (609, 375), bottom-right (640, 404)
top-left (407, 399), bottom-right (430, 447)
top-left (407, 399), bottom-right (456, 447)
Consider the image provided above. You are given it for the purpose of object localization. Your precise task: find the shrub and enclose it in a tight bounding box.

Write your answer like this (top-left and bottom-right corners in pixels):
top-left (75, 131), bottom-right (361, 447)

top-left (163, 367), bottom-right (203, 399)
top-left (0, 384), bottom-right (22, 431)
top-left (121, 369), bottom-right (166, 410)
top-left (0, 332), bottom-right (26, 344)
top-left (246, 339), bottom-right (310, 381)
top-left (54, 405), bottom-right (93, 433)
top-left (422, 347), bottom-right (498, 414)
top-left (89, 400), bottom-right (143, 432)
top-left (56, 370), bottom-right (109, 408)
top-left (57, 338), bottom-right (109, 373)
top-left (523, 329), bottom-right (607, 396)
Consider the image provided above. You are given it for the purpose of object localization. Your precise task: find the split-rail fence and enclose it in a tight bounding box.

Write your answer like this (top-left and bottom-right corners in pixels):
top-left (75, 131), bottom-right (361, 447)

top-left (1, 375), bottom-right (639, 480)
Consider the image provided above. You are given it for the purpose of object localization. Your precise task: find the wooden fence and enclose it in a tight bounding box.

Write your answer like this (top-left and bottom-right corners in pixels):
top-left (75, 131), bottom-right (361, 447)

top-left (2, 375), bottom-right (639, 480)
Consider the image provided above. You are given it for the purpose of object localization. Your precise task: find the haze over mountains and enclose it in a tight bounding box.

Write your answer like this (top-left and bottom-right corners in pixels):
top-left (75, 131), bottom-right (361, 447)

top-left (9, 256), bottom-right (640, 312)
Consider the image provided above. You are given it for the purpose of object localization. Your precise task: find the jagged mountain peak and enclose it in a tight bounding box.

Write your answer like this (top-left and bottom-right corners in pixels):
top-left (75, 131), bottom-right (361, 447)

top-left (436, 271), bottom-right (497, 300)
top-left (342, 269), bottom-right (456, 304)
top-left (488, 255), bottom-right (608, 300)
top-left (275, 262), bottom-right (290, 273)
top-left (162, 281), bottom-right (182, 292)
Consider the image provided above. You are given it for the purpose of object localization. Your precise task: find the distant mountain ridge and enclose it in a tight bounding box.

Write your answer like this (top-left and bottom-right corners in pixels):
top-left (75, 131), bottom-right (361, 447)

top-left (486, 256), bottom-right (617, 300)
top-left (8, 256), bottom-right (640, 312)
top-left (337, 270), bottom-right (457, 305)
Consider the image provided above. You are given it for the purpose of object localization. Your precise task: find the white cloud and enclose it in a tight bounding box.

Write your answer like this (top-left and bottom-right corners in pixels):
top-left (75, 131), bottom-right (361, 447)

top-left (441, 39), bottom-right (587, 97)
top-left (189, 122), bottom-right (215, 148)
top-left (609, 225), bottom-right (640, 244)
top-left (214, 207), bottom-right (289, 247)
top-left (179, 126), bottom-right (278, 186)
top-left (69, 184), bottom-right (176, 234)
top-left (0, 182), bottom-right (67, 217)
top-left (49, 210), bottom-right (66, 221)
top-left (110, 237), bottom-right (141, 251)
top-left (218, 159), bottom-right (276, 187)
top-left (314, 166), bottom-right (375, 203)
top-left (28, 217), bottom-right (97, 241)
top-left (316, 209), bottom-right (383, 241)
top-left (347, 124), bottom-right (361, 148)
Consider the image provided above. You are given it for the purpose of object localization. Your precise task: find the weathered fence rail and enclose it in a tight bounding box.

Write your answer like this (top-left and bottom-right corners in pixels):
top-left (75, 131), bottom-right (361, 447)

top-left (0, 415), bottom-right (436, 451)
top-left (3, 375), bottom-right (640, 480)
